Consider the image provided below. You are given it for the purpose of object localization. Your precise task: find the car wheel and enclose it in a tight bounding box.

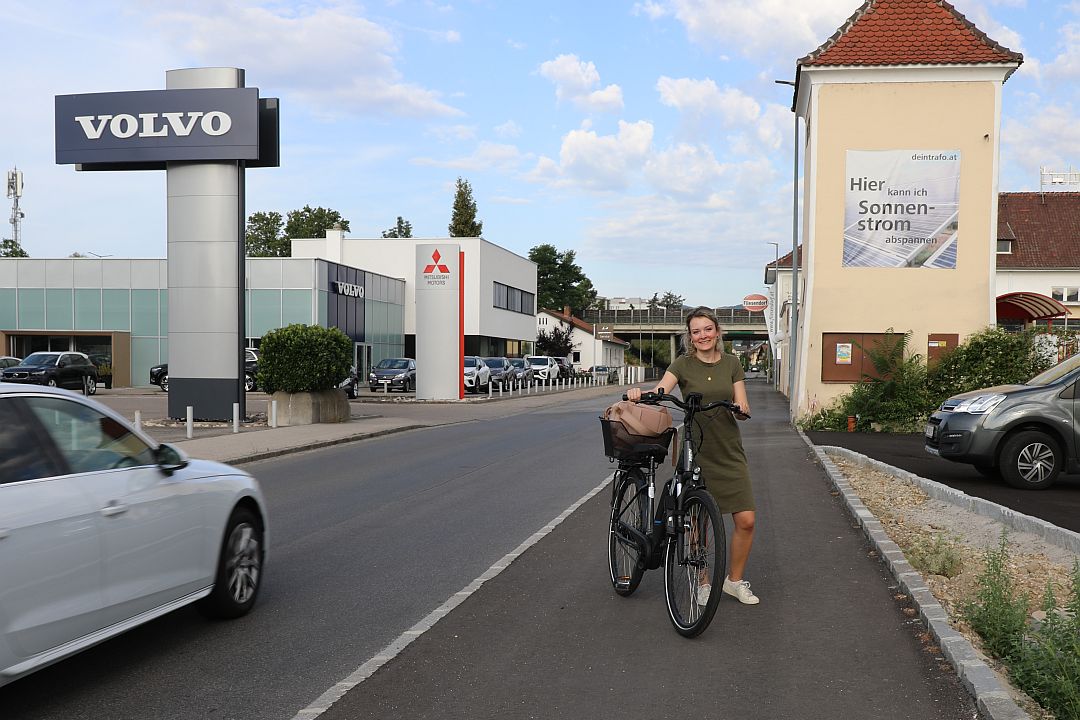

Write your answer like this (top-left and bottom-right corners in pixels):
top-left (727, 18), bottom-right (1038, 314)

top-left (161, 374), bottom-right (169, 392)
top-left (347, 382), bottom-right (357, 399)
top-left (85, 376), bottom-right (97, 395)
top-left (1000, 430), bottom-right (1061, 490)
top-left (46, 378), bottom-right (58, 387)
top-left (245, 374), bottom-right (256, 392)
top-left (199, 507), bottom-right (264, 619)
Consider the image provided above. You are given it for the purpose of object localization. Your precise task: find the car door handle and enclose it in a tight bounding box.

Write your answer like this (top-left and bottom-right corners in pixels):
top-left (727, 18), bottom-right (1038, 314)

top-left (100, 502), bottom-right (129, 517)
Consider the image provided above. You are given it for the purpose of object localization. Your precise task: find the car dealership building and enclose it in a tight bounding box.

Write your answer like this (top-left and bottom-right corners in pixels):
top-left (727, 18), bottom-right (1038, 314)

top-left (0, 255), bottom-right (406, 387)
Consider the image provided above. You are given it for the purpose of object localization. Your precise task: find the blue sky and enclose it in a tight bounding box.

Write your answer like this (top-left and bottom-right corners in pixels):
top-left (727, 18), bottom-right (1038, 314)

top-left (2, 0), bottom-right (1077, 307)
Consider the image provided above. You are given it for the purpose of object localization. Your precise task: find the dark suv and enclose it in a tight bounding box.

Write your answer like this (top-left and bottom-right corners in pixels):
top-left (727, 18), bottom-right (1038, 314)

top-left (925, 352), bottom-right (1080, 489)
top-left (1, 352), bottom-right (100, 394)
top-left (150, 348), bottom-right (260, 392)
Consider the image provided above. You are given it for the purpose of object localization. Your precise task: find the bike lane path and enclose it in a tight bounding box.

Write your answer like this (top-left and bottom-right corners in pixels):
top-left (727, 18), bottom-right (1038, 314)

top-left (313, 383), bottom-right (978, 719)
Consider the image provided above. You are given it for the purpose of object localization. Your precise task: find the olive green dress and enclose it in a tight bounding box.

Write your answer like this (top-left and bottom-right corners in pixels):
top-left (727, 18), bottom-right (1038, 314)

top-left (667, 353), bottom-right (754, 513)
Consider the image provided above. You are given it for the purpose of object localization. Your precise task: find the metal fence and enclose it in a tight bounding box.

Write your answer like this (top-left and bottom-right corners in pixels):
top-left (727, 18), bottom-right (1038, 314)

top-left (582, 307), bottom-right (763, 326)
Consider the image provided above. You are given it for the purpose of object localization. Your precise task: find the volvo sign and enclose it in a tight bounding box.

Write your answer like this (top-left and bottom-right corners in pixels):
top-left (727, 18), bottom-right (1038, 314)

top-left (55, 88), bottom-right (261, 165)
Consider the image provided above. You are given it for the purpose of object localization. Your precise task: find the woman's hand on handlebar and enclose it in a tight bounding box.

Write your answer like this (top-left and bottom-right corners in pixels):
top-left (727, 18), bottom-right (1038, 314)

top-left (626, 386), bottom-right (663, 402)
top-left (731, 404), bottom-right (751, 421)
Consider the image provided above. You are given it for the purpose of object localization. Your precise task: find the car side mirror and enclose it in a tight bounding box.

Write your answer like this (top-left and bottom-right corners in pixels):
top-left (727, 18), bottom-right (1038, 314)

top-left (155, 443), bottom-right (189, 475)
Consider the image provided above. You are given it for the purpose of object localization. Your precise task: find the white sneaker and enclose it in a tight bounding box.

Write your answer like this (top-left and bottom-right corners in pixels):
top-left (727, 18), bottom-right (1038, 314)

top-left (723, 577), bottom-right (760, 605)
top-left (696, 584), bottom-right (711, 605)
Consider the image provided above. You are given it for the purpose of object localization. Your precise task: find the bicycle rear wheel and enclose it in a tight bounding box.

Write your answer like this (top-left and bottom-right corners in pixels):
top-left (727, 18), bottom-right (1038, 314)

top-left (608, 468), bottom-right (649, 596)
top-left (663, 488), bottom-right (726, 637)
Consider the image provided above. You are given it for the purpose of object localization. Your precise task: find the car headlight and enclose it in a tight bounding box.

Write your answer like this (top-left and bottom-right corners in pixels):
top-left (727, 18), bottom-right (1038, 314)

top-left (369, 373), bottom-right (377, 380)
top-left (394, 372), bottom-right (407, 379)
top-left (30, 369), bottom-right (47, 375)
top-left (951, 394), bottom-right (1006, 414)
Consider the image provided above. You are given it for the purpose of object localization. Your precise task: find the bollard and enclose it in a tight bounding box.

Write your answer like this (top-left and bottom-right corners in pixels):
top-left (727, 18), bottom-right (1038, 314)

top-left (487, 382), bottom-right (492, 399)
top-left (271, 399), bottom-right (278, 428)
top-left (186, 406), bottom-right (193, 440)
top-left (134, 410), bottom-right (142, 433)
top-left (233, 403), bottom-right (240, 434)
top-left (498, 382), bottom-right (503, 397)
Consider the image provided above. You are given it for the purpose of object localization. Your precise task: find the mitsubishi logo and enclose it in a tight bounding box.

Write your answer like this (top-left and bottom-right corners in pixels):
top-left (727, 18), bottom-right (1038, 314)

top-left (423, 249), bottom-right (451, 273)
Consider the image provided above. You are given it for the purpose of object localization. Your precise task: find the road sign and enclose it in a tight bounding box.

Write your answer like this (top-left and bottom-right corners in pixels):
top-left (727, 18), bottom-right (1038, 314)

top-left (742, 294), bottom-right (768, 312)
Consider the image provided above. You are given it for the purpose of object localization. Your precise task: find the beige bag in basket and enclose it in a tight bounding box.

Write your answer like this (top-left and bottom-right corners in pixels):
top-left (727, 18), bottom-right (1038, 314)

top-left (604, 400), bottom-right (673, 437)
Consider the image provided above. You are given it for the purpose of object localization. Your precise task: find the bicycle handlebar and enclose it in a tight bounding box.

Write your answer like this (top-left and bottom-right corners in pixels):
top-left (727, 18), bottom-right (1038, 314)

top-left (621, 391), bottom-right (750, 419)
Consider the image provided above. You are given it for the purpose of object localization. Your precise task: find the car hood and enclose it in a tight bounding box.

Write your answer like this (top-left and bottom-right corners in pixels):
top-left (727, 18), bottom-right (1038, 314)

top-left (946, 384), bottom-right (1030, 401)
top-left (372, 368), bottom-right (407, 376)
top-left (3, 363), bottom-right (53, 372)
top-left (182, 457), bottom-right (254, 480)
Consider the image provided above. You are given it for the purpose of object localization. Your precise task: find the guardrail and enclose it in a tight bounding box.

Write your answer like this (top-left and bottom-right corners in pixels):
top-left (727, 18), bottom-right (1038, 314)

top-left (582, 308), bottom-right (765, 326)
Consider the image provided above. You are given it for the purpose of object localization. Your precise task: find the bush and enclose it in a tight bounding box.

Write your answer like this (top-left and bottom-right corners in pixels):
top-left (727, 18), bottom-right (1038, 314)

top-left (926, 327), bottom-right (1053, 409)
top-left (256, 324), bottom-right (352, 394)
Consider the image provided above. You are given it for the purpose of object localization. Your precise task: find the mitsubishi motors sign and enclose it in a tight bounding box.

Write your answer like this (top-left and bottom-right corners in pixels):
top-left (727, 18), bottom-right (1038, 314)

top-left (415, 244), bottom-right (461, 400)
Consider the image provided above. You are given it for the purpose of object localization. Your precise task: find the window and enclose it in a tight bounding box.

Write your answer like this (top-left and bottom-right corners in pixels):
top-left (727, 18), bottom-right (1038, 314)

top-left (996, 239), bottom-right (1013, 254)
top-left (493, 282), bottom-right (535, 316)
top-left (1052, 287), bottom-right (1080, 304)
top-left (25, 397), bottom-right (155, 475)
top-left (0, 399), bottom-right (60, 483)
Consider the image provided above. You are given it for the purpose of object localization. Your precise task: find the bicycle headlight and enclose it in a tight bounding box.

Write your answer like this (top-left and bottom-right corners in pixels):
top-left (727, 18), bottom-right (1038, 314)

top-left (951, 394), bottom-right (1006, 414)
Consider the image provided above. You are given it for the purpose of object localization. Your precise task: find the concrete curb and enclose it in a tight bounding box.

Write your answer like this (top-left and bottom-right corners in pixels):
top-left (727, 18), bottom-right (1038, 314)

top-left (180, 424), bottom-right (429, 466)
top-left (798, 430), bottom-right (1030, 720)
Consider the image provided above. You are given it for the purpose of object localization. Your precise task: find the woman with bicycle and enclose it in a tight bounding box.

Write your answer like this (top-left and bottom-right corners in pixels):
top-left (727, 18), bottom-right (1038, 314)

top-left (627, 306), bottom-right (759, 605)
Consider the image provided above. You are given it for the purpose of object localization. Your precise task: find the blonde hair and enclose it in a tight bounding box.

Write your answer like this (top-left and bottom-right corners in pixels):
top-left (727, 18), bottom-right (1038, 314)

top-left (681, 306), bottom-right (722, 357)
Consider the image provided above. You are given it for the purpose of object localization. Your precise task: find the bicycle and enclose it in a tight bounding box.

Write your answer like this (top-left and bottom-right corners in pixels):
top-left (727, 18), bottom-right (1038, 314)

top-left (600, 391), bottom-right (748, 638)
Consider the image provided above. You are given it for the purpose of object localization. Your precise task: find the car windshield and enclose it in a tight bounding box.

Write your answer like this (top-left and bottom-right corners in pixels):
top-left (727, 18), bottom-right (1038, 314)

top-left (527, 357), bottom-right (546, 366)
top-left (510, 359), bottom-right (525, 368)
top-left (464, 357), bottom-right (477, 367)
top-left (1026, 352), bottom-right (1080, 386)
top-left (22, 353), bottom-right (59, 367)
top-left (484, 358), bottom-right (502, 368)
top-left (376, 359), bottom-right (410, 370)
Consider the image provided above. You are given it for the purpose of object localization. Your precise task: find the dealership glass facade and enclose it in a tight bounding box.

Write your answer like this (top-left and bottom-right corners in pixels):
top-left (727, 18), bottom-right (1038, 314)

top-left (0, 257), bottom-right (404, 387)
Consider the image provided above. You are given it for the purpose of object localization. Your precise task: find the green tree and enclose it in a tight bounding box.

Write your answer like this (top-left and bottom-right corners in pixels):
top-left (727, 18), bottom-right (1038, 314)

top-left (528, 243), bottom-right (598, 317)
top-left (245, 211), bottom-right (286, 257)
top-left (284, 205), bottom-right (350, 242)
top-left (0, 238), bottom-right (28, 257)
top-left (660, 291), bottom-right (685, 311)
top-left (382, 216), bottom-right (413, 238)
top-left (647, 293), bottom-right (661, 312)
top-left (448, 177), bottom-right (483, 237)
top-left (536, 323), bottom-right (574, 357)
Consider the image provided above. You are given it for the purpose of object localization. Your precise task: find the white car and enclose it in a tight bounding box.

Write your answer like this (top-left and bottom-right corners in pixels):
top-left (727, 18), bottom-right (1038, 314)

top-left (526, 355), bottom-right (560, 384)
top-left (463, 356), bottom-right (491, 393)
top-left (0, 384), bottom-right (267, 688)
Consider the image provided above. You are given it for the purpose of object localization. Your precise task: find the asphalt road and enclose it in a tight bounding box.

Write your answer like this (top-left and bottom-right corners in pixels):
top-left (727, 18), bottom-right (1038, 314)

top-left (1, 384), bottom-right (980, 719)
top-left (807, 430), bottom-right (1080, 533)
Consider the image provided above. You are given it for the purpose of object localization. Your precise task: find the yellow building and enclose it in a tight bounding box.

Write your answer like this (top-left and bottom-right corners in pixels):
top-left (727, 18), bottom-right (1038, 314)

top-left (788, 0), bottom-right (1022, 419)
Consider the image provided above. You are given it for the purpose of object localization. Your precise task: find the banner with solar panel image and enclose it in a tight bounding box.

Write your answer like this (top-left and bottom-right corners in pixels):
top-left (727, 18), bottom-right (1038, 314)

top-left (843, 150), bottom-right (960, 268)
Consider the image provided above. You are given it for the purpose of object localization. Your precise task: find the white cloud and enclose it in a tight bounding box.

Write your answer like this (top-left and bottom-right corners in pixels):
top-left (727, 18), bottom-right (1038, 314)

top-left (665, 0), bottom-right (857, 60)
top-left (632, 1), bottom-right (669, 20)
top-left (644, 144), bottom-right (725, 197)
top-left (411, 141), bottom-right (525, 172)
top-left (1002, 103), bottom-right (1080, 177)
top-left (552, 120), bottom-right (654, 190)
top-left (429, 124), bottom-right (477, 141)
top-left (656, 76), bottom-right (759, 126)
top-left (152, 4), bottom-right (462, 118)
top-left (538, 54), bottom-right (624, 113)
top-left (494, 120), bottom-right (523, 139)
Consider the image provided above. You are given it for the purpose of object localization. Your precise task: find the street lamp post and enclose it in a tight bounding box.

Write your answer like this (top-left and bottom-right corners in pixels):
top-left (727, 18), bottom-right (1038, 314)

top-left (768, 241), bottom-right (780, 389)
top-left (776, 78), bottom-right (800, 418)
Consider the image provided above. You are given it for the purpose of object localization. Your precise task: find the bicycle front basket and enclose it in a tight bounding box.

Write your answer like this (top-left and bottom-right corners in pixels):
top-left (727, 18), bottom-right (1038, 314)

top-left (599, 417), bottom-right (674, 461)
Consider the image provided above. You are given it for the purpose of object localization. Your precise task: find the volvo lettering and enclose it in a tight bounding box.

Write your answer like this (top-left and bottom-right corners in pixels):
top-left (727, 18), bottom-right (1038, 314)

top-left (74, 111), bottom-right (233, 140)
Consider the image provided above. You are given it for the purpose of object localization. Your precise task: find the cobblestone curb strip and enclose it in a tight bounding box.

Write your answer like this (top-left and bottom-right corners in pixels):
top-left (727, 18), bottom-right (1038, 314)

top-left (797, 431), bottom-right (1030, 720)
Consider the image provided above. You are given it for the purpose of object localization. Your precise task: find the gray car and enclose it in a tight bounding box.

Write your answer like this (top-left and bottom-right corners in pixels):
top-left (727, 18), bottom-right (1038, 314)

top-left (509, 358), bottom-right (534, 385)
top-left (368, 358), bottom-right (416, 393)
top-left (483, 357), bottom-right (514, 389)
top-left (925, 352), bottom-right (1080, 489)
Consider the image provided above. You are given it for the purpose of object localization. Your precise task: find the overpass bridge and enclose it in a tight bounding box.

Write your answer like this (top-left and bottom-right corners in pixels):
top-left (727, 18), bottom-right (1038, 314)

top-left (581, 308), bottom-right (769, 366)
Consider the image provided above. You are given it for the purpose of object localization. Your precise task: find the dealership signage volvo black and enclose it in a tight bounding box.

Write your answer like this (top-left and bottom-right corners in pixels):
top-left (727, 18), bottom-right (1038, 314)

top-left (56, 68), bottom-right (280, 420)
top-left (55, 88), bottom-right (261, 164)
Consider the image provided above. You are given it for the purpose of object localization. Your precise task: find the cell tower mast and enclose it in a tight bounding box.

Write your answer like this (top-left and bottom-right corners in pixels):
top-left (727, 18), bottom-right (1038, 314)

top-left (6, 168), bottom-right (24, 246)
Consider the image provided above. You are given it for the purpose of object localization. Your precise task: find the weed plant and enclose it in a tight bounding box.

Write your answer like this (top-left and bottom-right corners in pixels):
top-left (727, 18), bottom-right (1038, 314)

top-left (906, 533), bottom-right (963, 578)
top-left (963, 532), bottom-right (1080, 719)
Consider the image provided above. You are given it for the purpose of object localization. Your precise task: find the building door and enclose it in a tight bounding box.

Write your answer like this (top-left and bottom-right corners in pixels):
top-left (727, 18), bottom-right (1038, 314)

top-left (355, 343), bottom-right (373, 381)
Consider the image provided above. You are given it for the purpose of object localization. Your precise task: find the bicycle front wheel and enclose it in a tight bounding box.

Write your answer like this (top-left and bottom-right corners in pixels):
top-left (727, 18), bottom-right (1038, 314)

top-left (608, 468), bottom-right (649, 596)
top-left (663, 488), bottom-right (726, 637)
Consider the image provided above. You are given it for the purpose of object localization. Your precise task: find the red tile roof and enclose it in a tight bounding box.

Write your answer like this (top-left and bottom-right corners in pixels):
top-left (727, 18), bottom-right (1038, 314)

top-left (800, 0), bottom-right (1022, 68)
top-left (997, 193), bottom-right (1080, 269)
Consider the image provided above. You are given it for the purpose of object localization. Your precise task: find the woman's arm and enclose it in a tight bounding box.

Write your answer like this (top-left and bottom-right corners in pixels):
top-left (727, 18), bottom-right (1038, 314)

top-left (732, 379), bottom-right (750, 420)
top-left (626, 370), bottom-right (678, 402)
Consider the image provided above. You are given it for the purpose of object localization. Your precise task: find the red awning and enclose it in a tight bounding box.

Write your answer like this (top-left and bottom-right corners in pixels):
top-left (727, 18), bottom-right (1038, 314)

top-left (995, 292), bottom-right (1069, 321)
